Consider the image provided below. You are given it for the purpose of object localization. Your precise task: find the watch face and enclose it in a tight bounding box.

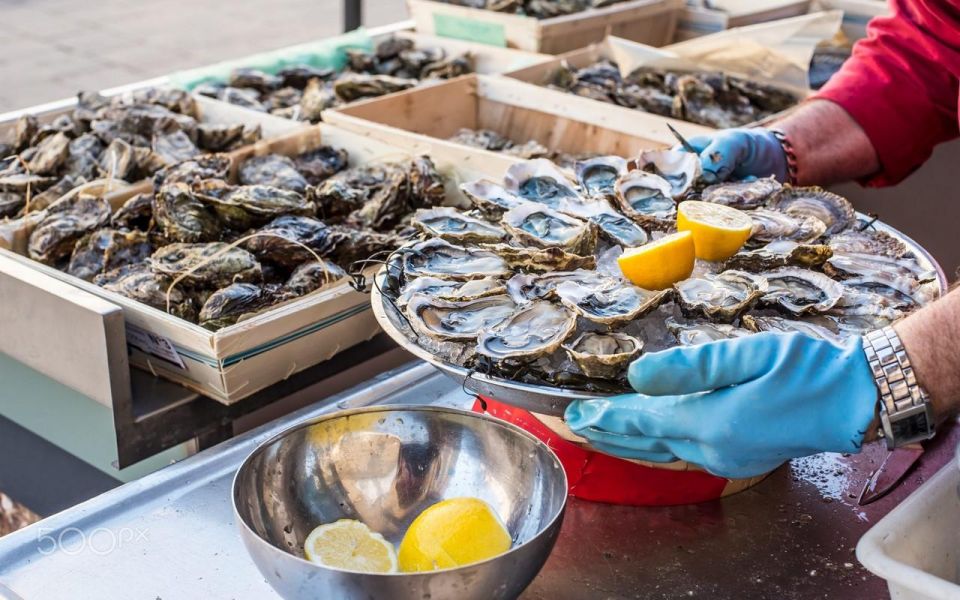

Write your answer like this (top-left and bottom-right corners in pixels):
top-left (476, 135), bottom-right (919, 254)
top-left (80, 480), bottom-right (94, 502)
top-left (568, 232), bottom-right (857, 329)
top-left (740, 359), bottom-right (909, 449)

top-left (888, 404), bottom-right (935, 446)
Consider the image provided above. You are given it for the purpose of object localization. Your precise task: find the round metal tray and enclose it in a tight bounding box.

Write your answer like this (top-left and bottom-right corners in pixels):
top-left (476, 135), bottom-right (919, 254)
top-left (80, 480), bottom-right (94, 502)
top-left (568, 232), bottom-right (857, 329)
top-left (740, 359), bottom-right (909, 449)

top-left (371, 217), bottom-right (948, 416)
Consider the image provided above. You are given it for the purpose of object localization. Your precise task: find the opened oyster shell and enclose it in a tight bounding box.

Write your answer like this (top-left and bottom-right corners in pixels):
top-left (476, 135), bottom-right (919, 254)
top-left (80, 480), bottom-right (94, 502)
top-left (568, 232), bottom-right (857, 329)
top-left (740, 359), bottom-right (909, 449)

top-left (824, 252), bottom-right (935, 293)
top-left (563, 331), bottom-right (642, 379)
top-left (769, 186), bottom-right (855, 235)
top-left (613, 170), bottom-right (675, 226)
top-left (674, 270), bottom-right (768, 322)
top-left (405, 293), bottom-right (517, 341)
top-left (590, 212), bottom-right (649, 247)
top-left (482, 244), bottom-right (595, 272)
top-left (575, 156), bottom-right (627, 198)
top-left (749, 208), bottom-right (826, 244)
top-left (505, 270), bottom-right (609, 304)
top-left (403, 238), bottom-right (511, 280)
top-left (503, 159), bottom-right (579, 209)
top-left (556, 280), bottom-right (669, 326)
top-left (634, 149), bottom-right (700, 199)
top-left (476, 301), bottom-right (576, 361)
top-left (150, 242), bottom-right (261, 288)
top-left (459, 179), bottom-right (526, 217)
top-left (501, 203), bottom-right (596, 254)
top-left (701, 177), bottom-right (781, 210)
top-left (413, 207), bottom-right (506, 244)
top-left (666, 318), bottom-right (751, 346)
top-left (828, 228), bottom-right (906, 258)
top-left (724, 240), bottom-right (832, 272)
top-left (741, 314), bottom-right (844, 344)
top-left (760, 267), bottom-right (843, 315)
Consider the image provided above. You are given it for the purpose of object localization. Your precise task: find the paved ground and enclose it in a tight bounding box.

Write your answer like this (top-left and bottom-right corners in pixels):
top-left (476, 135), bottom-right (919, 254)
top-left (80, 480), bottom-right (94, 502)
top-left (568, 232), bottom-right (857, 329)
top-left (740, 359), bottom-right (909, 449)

top-left (0, 0), bottom-right (408, 112)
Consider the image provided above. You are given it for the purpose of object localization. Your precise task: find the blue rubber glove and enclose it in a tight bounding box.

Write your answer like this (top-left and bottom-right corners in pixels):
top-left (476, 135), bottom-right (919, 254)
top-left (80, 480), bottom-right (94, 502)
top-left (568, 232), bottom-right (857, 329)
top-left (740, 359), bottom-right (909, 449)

top-left (564, 332), bottom-right (878, 479)
top-left (684, 128), bottom-right (788, 184)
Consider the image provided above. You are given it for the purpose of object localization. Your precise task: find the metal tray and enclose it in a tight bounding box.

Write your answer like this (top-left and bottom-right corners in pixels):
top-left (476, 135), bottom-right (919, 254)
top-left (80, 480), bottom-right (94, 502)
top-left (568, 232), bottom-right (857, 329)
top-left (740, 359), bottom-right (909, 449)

top-left (371, 216), bottom-right (949, 416)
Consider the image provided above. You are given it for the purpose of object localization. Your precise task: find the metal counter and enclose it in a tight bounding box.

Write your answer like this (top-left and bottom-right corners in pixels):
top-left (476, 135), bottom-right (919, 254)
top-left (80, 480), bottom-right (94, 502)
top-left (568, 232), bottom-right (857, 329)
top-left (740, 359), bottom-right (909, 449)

top-left (0, 362), bottom-right (957, 599)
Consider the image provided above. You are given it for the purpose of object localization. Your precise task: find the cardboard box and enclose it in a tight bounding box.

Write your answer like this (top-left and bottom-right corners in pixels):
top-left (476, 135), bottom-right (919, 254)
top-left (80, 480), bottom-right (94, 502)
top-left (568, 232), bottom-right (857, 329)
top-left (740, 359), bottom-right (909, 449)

top-left (407, 0), bottom-right (684, 54)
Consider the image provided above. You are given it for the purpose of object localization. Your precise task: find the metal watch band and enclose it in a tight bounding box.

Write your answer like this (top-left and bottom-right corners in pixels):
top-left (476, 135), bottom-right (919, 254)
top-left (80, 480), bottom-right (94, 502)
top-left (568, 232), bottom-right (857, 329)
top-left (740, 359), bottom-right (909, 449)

top-left (768, 128), bottom-right (799, 186)
top-left (862, 327), bottom-right (935, 449)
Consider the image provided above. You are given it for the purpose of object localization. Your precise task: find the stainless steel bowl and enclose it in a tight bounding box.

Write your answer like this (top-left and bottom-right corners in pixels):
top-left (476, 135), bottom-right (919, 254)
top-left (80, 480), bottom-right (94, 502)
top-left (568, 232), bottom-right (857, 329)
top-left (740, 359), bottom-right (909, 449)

top-left (233, 406), bottom-right (568, 600)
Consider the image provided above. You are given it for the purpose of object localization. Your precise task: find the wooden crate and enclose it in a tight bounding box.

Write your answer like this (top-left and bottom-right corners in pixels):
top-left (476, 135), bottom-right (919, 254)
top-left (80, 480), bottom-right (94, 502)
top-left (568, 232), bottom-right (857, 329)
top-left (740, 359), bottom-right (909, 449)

top-left (323, 74), bottom-right (712, 172)
top-left (674, 0), bottom-right (812, 41)
top-left (407, 0), bottom-right (684, 54)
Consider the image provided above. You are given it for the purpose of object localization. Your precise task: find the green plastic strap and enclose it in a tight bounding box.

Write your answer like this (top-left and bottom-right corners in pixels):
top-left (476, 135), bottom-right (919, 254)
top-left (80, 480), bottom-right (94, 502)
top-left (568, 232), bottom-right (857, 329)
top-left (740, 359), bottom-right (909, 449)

top-left (433, 14), bottom-right (507, 47)
top-left (169, 28), bottom-right (375, 90)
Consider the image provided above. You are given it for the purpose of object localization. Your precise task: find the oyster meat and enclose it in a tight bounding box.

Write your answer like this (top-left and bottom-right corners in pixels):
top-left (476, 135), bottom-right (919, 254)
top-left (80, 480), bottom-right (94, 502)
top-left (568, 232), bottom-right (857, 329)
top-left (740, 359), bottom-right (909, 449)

top-left (575, 156), bottom-right (627, 198)
top-left (459, 180), bottom-right (527, 217)
top-left (760, 267), bottom-right (843, 315)
top-left (501, 203), bottom-right (595, 254)
top-left (824, 252), bottom-right (934, 293)
top-left (405, 293), bottom-right (517, 341)
top-left (590, 211), bottom-right (649, 247)
top-left (613, 170), bottom-right (675, 226)
top-left (403, 238), bottom-right (511, 280)
top-left (701, 177), bottom-right (781, 210)
top-left (556, 280), bottom-right (669, 326)
top-left (476, 301), bottom-right (577, 361)
top-left (741, 314), bottom-right (845, 345)
top-left (634, 149), bottom-right (700, 199)
top-left (503, 159), bottom-right (579, 209)
top-left (482, 244), bottom-right (595, 272)
top-left (563, 331), bottom-right (642, 379)
top-left (413, 207), bottom-right (506, 244)
top-left (666, 318), bottom-right (751, 346)
top-left (674, 270), bottom-right (767, 322)
top-left (724, 240), bottom-right (832, 272)
top-left (749, 208), bottom-right (827, 244)
top-left (769, 186), bottom-right (855, 235)
top-left (505, 270), bottom-right (607, 304)
top-left (150, 242), bottom-right (262, 288)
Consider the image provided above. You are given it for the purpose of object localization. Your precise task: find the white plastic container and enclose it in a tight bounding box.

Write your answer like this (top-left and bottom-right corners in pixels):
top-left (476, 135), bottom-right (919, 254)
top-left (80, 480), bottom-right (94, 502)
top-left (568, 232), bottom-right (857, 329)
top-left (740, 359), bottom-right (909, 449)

top-left (857, 458), bottom-right (960, 599)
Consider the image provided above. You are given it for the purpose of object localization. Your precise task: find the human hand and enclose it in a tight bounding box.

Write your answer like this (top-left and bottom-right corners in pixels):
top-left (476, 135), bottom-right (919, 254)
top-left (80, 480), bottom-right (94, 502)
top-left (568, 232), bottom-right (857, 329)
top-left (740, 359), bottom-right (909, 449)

top-left (685, 128), bottom-right (788, 184)
top-left (564, 333), bottom-right (878, 479)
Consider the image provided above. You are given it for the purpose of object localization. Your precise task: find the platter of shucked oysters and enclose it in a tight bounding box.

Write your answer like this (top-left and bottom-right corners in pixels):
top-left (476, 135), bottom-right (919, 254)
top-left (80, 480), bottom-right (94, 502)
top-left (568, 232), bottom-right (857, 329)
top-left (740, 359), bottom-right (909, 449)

top-left (371, 149), bottom-right (947, 415)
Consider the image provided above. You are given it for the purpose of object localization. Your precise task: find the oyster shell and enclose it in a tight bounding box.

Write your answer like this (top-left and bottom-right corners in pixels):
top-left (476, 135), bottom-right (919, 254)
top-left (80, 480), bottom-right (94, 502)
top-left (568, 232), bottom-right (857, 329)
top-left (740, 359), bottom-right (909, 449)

top-left (399, 276), bottom-right (505, 307)
top-left (238, 154), bottom-right (308, 193)
top-left (96, 263), bottom-right (197, 321)
top-left (200, 184), bottom-right (314, 230)
top-left (459, 179), bottom-right (527, 217)
top-left (556, 280), bottom-right (670, 326)
top-left (836, 277), bottom-right (926, 311)
top-left (155, 155), bottom-right (231, 187)
top-left (333, 74), bottom-right (416, 102)
top-left (700, 177), bottom-right (781, 210)
top-left (503, 159), bottom-right (580, 209)
top-left (613, 170), bottom-right (676, 226)
top-left (501, 204), bottom-right (595, 254)
top-left (403, 239), bottom-right (511, 280)
top-left (828, 228), bottom-right (906, 258)
top-left (153, 183), bottom-right (220, 243)
top-left (293, 146), bottom-right (349, 186)
top-left (110, 193), bottom-right (154, 231)
top-left (149, 242), bottom-right (262, 288)
top-left (769, 186), bottom-right (855, 235)
top-left (575, 156), bottom-right (627, 198)
top-left (749, 208), bottom-right (827, 244)
top-left (481, 244), bottom-right (595, 272)
top-left (476, 301), bottom-right (577, 361)
top-left (634, 149), bottom-right (700, 199)
top-left (674, 270), bottom-right (768, 322)
top-left (741, 314), bottom-right (845, 344)
top-left (823, 252), bottom-right (935, 294)
top-left (27, 132), bottom-right (71, 176)
top-left (563, 331), bottom-right (642, 379)
top-left (666, 318), bottom-right (750, 346)
top-left (724, 240), bottom-right (832, 272)
top-left (413, 207), bottom-right (506, 244)
top-left (405, 293), bottom-right (517, 341)
top-left (760, 268), bottom-right (843, 315)
top-left (199, 282), bottom-right (287, 330)
top-left (246, 215), bottom-right (398, 268)
top-left (590, 211), bottom-right (649, 247)
top-left (67, 228), bottom-right (153, 282)
top-left (285, 260), bottom-right (347, 295)
top-left (28, 195), bottom-right (111, 264)
top-left (505, 270), bottom-right (608, 304)
top-left (0, 192), bottom-right (23, 218)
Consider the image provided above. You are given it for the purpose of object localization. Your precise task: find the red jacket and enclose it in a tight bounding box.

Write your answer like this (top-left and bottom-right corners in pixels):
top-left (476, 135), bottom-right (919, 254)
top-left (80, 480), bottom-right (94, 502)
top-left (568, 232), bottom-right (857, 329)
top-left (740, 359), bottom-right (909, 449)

top-left (813, 0), bottom-right (960, 186)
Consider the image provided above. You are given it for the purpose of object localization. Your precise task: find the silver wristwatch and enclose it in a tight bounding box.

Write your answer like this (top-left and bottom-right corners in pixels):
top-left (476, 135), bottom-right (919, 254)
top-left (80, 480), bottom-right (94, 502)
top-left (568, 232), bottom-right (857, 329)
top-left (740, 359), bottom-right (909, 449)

top-left (862, 327), bottom-right (935, 450)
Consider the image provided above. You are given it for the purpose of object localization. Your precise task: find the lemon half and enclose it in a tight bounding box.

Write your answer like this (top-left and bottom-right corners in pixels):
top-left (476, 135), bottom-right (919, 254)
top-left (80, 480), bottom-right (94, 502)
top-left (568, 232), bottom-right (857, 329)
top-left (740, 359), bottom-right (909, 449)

top-left (617, 230), bottom-right (696, 290)
top-left (398, 497), bottom-right (512, 572)
top-left (304, 519), bottom-right (398, 574)
top-left (677, 200), bottom-right (753, 261)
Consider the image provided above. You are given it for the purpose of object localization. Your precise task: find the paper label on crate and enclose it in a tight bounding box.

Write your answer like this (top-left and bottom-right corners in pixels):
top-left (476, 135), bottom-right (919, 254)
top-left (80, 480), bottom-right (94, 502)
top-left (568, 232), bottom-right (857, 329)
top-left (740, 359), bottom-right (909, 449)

top-left (126, 324), bottom-right (187, 371)
top-left (433, 14), bottom-right (507, 47)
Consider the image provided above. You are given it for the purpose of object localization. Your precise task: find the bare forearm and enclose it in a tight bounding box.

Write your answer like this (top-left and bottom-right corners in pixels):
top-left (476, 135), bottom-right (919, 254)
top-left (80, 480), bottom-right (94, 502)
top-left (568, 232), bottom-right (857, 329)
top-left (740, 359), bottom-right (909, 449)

top-left (771, 100), bottom-right (880, 186)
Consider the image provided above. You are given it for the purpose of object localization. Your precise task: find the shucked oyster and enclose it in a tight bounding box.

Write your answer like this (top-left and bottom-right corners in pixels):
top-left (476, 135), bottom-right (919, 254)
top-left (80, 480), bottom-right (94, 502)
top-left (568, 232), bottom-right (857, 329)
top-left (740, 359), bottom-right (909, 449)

top-left (749, 208), bottom-right (827, 244)
top-left (760, 267), bottom-right (843, 315)
top-left (28, 195), bottom-right (111, 264)
top-left (769, 186), bottom-right (855, 235)
top-left (563, 331), bottom-right (642, 379)
top-left (724, 240), bottom-right (832, 272)
top-left (556, 280), bottom-right (670, 326)
top-left (481, 244), bottom-right (595, 272)
top-left (505, 270), bottom-right (608, 304)
top-left (666, 318), bottom-right (751, 346)
top-left (413, 207), bottom-right (506, 244)
top-left (459, 180), bottom-right (527, 217)
top-left (503, 159), bottom-right (580, 209)
top-left (633, 149), bottom-right (700, 199)
top-left (823, 252), bottom-right (935, 294)
top-left (477, 301), bottom-right (576, 361)
top-left (741, 314), bottom-right (844, 344)
top-left (398, 276), bottom-right (505, 307)
top-left (828, 228), bottom-right (906, 258)
top-left (701, 177), bottom-right (781, 210)
top-left (403, 238), bottom-right (511, 280)
top-left (590, 211), bottom-right (649, 247)
top-left (674, 270), bottom-right (767, 322)
top-left (150, 242), bottom-right (261, 288)
top-left (613, 170), bottom-right (675, 226)
top-left (405, 293), bottom-right (517, 341)
top-left (501, 204), bottom-right (596, 254)
top-left (575, 156), bottom-right (627, 198)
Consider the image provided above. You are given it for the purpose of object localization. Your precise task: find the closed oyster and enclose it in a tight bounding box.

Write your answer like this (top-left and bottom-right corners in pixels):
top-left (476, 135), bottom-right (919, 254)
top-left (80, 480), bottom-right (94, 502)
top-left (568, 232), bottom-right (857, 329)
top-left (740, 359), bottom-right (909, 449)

top-left (505, 270), bottom-right (608, 304)
top-left (476, 301), bottom-right (577, 361)
top-left (828, 228), bottom-right (906, 258)
top-left (333, 74), bottom-right (416, 102)
top-left (674, 270), bottom-right (767, 322)
top-left (199, 282), bottom-right (287, 330)
top-left (563, 331), bottom-right (642, 379)
top-left (760, 268), bottom-right (843, 315)
top-left (0, 192), bottom-right (23, 218)
top-left (459, 179), bottom-right (526, 217)
top-left (96, 263), bottom-right (197, 321)
top-left (246, 215), bottom-right (398, 268)
top-left (27, 132), bottom-right (71, 176)
top-left (481, 244), bottom-right (595, 272)
top-left (749, 208), bottom-right (826, 244)
top-left (285, 260), bottom-right (347, 295)
top-left (110, 193), bottom-right (154, 231)
top-left (741, 314), bottom-right (844, 344)
top-left (405, 293), bottom-right (517, 341)
top-left (98, 138), bottom-right (137, 180)
top-left (196, 123), bottom-right (246, 152)
top-left (28, 195), bottom-right (111, 264)
top-left (590, 212), bottom-right (649, 247)
top-left (556, 280), bottom-right (669, 326)
top-left (67, 228), bottom-right (153, 281)
top-left (403, 239), bottom-right (511, 280)
top-left (724, 240), bottom-right (832, 272)
top-left (769, 186), bottom-right (855, 235)
top-left (503, 159), bottom-right (580, 209)
top-left (150, 242), bottom-right (261, 288)
top-left (201, 184), bottom-right (314, 229)
top-left (293, 146), bottom-right (349, 185)
top-left (666, 318), bottom-right (751, 346)
top-left (238, 154), bottom-right (308, 193)
top-left (155, 155), bottom-right (231, 187)
top-left (634, 149), bottom-right (700, 199)
top-left (413, 207), bottom-right (506, 244)
top-left (701, 177), bottom-right (781, 210)
top-left (613, 171), bottom-right (675, 226)
top-left (502, 204), bottom-right (595, 254)
top-left (153, 183), bottom-right (220, 243)
top-left (575, 156), bottom-right (627, 198)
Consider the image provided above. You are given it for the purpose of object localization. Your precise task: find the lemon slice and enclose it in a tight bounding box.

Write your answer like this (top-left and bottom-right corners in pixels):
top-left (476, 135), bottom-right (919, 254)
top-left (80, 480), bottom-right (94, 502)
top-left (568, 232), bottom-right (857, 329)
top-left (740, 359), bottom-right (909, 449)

top-left (677, 200), bottom-right (753, 261)
top-left (617, 231), bottom-right (695, 290)
top-left (304, 519), bottom-right (398, 573)
top-left (398, 497), bottom-right (512, 572)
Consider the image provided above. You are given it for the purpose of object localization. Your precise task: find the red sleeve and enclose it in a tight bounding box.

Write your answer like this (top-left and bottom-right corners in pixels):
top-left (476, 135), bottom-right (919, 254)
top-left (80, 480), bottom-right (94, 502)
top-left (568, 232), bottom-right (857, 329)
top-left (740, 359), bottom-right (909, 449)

top-left (812, 0), bottom-right (960, 187)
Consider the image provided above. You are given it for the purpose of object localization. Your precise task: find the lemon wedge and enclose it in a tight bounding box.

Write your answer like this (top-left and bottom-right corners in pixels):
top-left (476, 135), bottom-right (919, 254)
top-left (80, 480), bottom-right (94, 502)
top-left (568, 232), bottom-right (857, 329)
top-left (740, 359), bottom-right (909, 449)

top-left (304, 519), bottom-right (398, 573)
top-left (617, 231), bottom-right (695, 290)
top-left (398, 497), bottom-right (512, 572)
top-left (677, 200), bottom-right (753, 261)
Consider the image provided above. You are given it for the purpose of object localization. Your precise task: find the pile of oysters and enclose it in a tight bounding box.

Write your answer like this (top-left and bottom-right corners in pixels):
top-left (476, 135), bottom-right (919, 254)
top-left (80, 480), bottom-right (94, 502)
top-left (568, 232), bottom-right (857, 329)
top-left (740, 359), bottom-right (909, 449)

top-left (437, 0), bottom-right (630, 18)
top-left (381, 150), bottom-right (939, 392)
top-left (196, 37), bottom-right (473, 123)
top-left (0, 88), bottom-right (261, 220)
top-left (446, 128), bottom-right (598, 167)
top-left (25, 146), bottom-right (446, 331)
top-left (547, 60), bottom-right (799, 128)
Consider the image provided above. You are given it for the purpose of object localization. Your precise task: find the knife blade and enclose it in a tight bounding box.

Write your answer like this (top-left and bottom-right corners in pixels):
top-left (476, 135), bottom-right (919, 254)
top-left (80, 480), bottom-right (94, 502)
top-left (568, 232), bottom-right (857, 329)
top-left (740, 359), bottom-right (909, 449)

top-left (857, 443), bottom-right (925, 505)
top-left (666, 123), bottom-right (698, 154)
